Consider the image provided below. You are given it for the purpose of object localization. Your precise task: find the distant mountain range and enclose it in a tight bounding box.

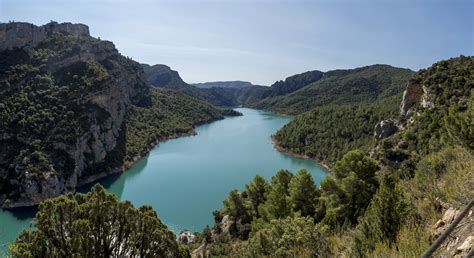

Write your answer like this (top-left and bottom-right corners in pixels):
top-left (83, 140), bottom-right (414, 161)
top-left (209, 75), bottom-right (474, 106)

top-left (192, 81), bottom-right (266, 89)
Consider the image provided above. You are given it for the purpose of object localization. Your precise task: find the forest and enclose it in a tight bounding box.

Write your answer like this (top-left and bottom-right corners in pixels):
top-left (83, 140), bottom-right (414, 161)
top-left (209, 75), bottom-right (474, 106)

top-left (1, 21), bottom-right (472, 257)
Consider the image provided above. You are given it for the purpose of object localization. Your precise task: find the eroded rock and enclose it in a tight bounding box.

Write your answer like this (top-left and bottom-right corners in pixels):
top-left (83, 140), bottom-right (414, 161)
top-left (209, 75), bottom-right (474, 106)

top-left (374, 119), bottom-right (401, 141)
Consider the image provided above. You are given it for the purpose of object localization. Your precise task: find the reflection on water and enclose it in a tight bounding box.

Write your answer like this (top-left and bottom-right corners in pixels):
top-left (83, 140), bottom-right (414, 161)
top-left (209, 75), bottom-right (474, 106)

top-left (0, 108), bottom-right (328, 251)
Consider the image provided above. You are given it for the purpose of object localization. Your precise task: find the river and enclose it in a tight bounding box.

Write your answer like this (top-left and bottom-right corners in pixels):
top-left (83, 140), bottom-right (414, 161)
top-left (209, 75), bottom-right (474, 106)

top-left (0, 108), bottom-right (328, 252)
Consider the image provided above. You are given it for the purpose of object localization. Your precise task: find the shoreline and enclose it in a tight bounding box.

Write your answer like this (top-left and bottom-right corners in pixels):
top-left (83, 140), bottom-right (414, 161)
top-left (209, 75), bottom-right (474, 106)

top-left (1, 116), bottom-right (225, 210)
top-left (271, 136), bottom-right (332, 172)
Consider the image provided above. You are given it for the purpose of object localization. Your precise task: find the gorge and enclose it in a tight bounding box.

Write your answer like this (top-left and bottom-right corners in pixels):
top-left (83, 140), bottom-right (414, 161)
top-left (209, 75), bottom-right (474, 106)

top-left (0, 20), bottom-right (472, 257)
top-left (0, 108), bottom-right (328, 252)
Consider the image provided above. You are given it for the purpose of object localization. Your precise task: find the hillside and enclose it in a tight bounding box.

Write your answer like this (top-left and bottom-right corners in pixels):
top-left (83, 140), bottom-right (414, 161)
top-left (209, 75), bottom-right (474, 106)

top-left (125, 87), bottom-right (241, 163)
top-left (142, 64), bottom-right (268, 107)
top-left (141, 64), bottom-right (189, 90)
top-left (193, 56), bottom-right (473, 257)
top-left (271, 65), bottom-right (414, 166)
top-left (251, 65), bottom-right (414, 115)
top-left (260, 70), bottom-right (324, 98)
top-left (0, 22), bottom-right (236, 208)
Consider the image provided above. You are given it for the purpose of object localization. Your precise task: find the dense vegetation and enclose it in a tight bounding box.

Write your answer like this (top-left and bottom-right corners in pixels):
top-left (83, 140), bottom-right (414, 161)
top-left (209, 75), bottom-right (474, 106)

top-left (0, 23), bottom-right (239, 207)
top-left (124, 88), bottom-right (240, 161)
top-left (252, 64), bottom-right (413, 114)
top-left (260, 69), bottom-right (324, 98)
top-left (195, 150), bottom-right (379, 256)
top-left (374, 55), bottom-right (473, 174)
top-left (9, 184), bottom-right (189, 257)
top-left (195, 56), bottom-right (473, 257)
top-left (274, 95), bottom-right (402, 165)
top-left (0, 31), bottom-right (151, 204)
top-left (272, 65), bottom-right (413, 167)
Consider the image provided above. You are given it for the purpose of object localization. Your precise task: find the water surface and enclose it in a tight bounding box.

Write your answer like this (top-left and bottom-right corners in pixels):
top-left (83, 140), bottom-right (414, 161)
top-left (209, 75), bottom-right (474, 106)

top-left (0, 108), bottom-right (328, 251)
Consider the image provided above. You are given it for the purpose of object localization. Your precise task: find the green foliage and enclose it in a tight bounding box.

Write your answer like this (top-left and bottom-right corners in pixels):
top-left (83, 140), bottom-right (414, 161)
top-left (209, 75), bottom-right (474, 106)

top-left (197, 57), bottom-right (472, 257)
top-left (261, 70), bottom-right (324, 98)
top-left (9, 184), bottom-right (188, 257)
top-left (321, 150), bottom-right (378, 227)
top-left (259, 182), bottom-right (292, 221)
top-left (351, 175), bottom-right (409, 255)
top-left (238, 216), bottom-right (329, 257)
top-left (223, 189), bottom-right (251, 239)
top-left (270, 169), bottom-right (293, 195)
top-left (0, 34), bottom-right (126, 199)
top-left (288, 169), bottom-right (319, 217)
top-left (245, 175), bottom-right (270, 219)
top-left (271, 65), bottom-right (410, 167)
top-left (375, 56), bottom-right (473, 174)
top-left (124, 88), bottom-right (236, 160)
top-left (252, 64), bottom-right (413, 115)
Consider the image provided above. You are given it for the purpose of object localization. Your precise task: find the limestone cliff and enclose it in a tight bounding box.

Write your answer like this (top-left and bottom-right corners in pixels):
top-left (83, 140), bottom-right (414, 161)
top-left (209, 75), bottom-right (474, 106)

top-left (0, 21), bottom-right (89, 51)
top-left (0, 22), bottom-right (151, 208)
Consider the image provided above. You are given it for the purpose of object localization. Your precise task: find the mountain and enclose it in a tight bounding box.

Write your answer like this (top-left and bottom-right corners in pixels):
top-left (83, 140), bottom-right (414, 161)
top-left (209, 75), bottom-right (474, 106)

top-left (270, 65), bottom-right (415, 166)
top-left (251, 65), bottom-right (414, 114)
top-left (141, 64), bottom-right (189, 90)
top-left (195, 56), bottom-right (473, 257)
top-left (0, 22), bottom-right (236, 208)
top-left (261, 70), bottom-right (324, 98)
top-left (142, 64), bottom-right (268, 107)
top-left (192, 81), bottom-right (264, 89)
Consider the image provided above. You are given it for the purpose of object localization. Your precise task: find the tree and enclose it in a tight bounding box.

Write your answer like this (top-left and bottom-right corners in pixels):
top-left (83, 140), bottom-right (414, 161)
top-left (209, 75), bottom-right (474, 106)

top-left (245, 175), bottom-right (269, 218)
top-left (223, 189), bottom-right (250, 238)
top-left (271, 169), bottom-right (293, 195)
top-left (288, 169), bottom-right (319, 217)
top-left (333, 149), bottom-right (377, 183)
top-left (321, 150), bottom-right (378, 227)
top-left (9, 184), bottom-right (188, 257)
top-left (352, 175), bottom-right (409, 255)
top-left (240, 215), bottom-right (329, 257)
top-left (260, 182), bottom-right (292, 220)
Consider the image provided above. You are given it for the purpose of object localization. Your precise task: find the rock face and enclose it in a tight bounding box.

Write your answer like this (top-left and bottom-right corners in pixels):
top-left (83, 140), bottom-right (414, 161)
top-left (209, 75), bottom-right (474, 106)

top-left (141, 64), bottom-right (188, 90)
top-left (0, 21), bottom-right (89, 51)
top-left (0, 22), bottom-right (150, 208)
top-left (433, 207), bottom-right (474, 257)
top-left (374, 119), bottom-right (401, 141)
top-left (178, 230), bottom-right (196, 244)
top-left (400, 78), bottom-right (435, 116)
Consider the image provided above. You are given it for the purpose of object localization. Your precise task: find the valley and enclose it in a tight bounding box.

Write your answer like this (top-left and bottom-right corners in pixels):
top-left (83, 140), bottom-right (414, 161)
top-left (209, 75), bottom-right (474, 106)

top-left (0, 19), bottom-right (472, 257)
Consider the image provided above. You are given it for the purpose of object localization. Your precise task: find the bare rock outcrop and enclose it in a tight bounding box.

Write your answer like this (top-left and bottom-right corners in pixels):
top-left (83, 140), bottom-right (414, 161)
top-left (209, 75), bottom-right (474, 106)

top-left (400, 78), bottom-right (435, 116)
top-left (0, 22), bottom-right (150, 208)
top-left (433, 207), bottom-right (474, 257)
top-left (374, 119), bottom-right (401, 141)
top-left (0, 21), bottom-right (89, 51)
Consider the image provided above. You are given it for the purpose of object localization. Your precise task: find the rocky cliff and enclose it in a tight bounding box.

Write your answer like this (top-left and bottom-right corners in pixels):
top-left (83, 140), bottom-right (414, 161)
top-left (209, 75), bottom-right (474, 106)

top-left (0, 21), bottom-right (89, 51)
top-left (0, 22), bottom-right (150, 208)
top-left (141, 64), bottom-right (189, 90)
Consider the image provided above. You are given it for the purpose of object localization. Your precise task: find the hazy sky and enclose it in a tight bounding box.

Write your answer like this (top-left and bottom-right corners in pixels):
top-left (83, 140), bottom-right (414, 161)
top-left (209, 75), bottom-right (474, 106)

top-left (1, 0), bottom-right (473, 85)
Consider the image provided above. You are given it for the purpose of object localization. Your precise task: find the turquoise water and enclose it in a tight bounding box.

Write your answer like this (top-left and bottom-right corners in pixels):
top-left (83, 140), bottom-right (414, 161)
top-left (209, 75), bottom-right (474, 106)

top-left (0, 108), bottom-right (328, 252)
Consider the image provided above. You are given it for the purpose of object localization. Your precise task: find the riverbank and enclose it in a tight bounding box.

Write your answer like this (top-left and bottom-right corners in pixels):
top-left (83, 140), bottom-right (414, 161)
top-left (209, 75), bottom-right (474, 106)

top-left (271, 135), bottom-right (332, 171)
top-left (1, 115), bottom-right (231, 209)
top-left (0, 108), bottom-right (329, 250)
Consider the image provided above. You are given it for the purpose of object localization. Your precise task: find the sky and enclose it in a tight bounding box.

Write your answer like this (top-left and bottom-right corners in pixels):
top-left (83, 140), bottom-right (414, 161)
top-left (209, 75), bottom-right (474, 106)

top-left (1, 0), bottom-right (473, 85)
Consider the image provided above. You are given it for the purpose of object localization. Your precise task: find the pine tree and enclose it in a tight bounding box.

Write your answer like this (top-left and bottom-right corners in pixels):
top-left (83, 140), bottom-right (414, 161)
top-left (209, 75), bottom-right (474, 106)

top-left (245, 175), bottom-right (269, 218)
top-left (260, 182), bottom-right (292, 220)
top-left (288, 169), bottom-right (318, 217)
top-left (9, 184), bottom-right (188, 257)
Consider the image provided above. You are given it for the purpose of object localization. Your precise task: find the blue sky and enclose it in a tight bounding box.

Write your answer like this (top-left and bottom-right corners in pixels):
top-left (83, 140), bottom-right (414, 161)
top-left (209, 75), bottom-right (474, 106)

top-left (1, 0), bottom-right (473, 85)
